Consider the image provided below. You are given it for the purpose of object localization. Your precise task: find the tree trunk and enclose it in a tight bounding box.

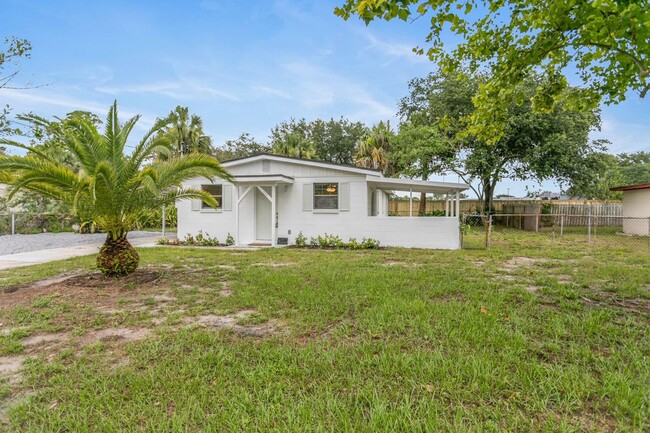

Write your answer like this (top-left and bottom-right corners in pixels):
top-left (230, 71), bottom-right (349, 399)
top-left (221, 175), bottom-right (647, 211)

top-left (96, 233), bottom-right (139, 277)
top-left (418, 192), bottom-right (427, 215)
top-left (482, 180), bottom-right (494, 214)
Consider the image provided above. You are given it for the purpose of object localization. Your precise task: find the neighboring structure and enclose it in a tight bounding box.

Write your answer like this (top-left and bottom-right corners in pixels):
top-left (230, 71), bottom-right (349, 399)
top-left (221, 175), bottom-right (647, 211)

top-left (177, 154), bottom-right (468, 249)
top-left (610, 183), bottom-right (650, 236)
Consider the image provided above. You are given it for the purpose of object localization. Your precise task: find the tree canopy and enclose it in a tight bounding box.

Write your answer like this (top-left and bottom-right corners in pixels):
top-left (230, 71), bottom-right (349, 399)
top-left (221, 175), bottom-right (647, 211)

top-left (335, 0), bottom-right (650, 142)
top-left (1, 36), bottom-right (32, 139)
top-left (567, 151), bottom-right (650, 199)
top-left (395, 71), bottom-right (603, 211)
top-left (156, 105), bottom-right (214, 160)
top-left (213, 133), bottom-right (270, 161)
top-left (270, 117), bottom-right (368, 164)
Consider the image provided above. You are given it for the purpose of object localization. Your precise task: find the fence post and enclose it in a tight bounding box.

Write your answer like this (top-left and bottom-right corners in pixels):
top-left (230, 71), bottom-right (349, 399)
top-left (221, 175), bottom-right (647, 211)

top-left (587, 206), bottom-right (591, 243)
top-left (11, 211), bottom-right (15, 236)
top-left (162, 205), bottom-right (166, 237)
top-left (560, 215), bottom-right (564, 236)
top-left (487, 214), bottom-right (493, 250)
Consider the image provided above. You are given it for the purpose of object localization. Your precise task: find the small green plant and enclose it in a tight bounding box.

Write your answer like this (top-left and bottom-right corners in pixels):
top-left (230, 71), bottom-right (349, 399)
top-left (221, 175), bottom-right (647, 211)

top-left (295, 232), bottom-right (307, 247)
top-left (360, 238), bottom-right (380, 249)
top-left (347, 237), bottom-right (360, 249)
top-left (225, 233), bottom-right (235, 246)
top-left (184, 234), bottom-right (196, 245)
top-left (309, 237), bottom-right (319, 248)
top-left (156, 237), bottom-right (170, 245)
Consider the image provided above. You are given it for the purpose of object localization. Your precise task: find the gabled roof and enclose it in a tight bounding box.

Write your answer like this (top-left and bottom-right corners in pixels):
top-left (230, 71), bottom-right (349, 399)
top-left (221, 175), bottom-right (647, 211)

top-left (220, 153), bottom-right (382, 177)
top-left (610, 183), bottom-right (650, 192)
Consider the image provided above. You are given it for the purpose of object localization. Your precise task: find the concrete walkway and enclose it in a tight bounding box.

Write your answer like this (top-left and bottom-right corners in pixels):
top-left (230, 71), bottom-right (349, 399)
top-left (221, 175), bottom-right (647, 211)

top-left (0, 236), bottom-right (162, 270)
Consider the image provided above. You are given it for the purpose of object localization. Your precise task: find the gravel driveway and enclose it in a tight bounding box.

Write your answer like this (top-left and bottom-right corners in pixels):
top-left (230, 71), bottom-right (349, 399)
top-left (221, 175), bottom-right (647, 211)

top-left (0, 231), bottom-right (162, 256)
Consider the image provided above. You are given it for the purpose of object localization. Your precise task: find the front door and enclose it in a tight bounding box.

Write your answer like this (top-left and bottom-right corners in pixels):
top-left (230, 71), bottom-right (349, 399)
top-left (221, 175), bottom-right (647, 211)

top-left (255, 187), bottom-right (272, 241)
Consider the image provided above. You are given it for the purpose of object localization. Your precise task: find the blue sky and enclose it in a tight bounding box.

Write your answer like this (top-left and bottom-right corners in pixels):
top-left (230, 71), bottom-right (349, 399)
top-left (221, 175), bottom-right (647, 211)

top-left (3, 0), bottom-right (648, 197)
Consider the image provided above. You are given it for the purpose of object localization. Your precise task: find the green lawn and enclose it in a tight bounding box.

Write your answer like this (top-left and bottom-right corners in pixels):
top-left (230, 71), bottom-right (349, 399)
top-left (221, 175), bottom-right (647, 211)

top-left (0, 241), bottom-right (648, 432)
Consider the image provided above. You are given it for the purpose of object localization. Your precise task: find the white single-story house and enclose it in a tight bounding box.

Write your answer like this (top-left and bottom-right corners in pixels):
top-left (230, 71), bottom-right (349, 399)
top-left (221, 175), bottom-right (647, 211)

top-left (610, 183), bottom-right (650, 236)
top-left (177, 154), bottom-right (469, 249)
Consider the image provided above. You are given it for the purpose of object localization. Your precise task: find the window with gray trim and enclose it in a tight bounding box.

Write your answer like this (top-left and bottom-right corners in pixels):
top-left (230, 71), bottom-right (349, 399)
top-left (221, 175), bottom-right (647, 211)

top-left (201, 184), bottom-right (222, 209)
top-left (313, 183), bottom-right (338, 210)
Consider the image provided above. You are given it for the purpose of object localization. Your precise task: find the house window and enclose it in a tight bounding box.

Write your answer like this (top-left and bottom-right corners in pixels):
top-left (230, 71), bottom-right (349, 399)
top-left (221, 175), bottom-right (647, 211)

top-left (201, 184), bottom-right (222, 209)
top-left (314, 183), bottom-right (338, 210)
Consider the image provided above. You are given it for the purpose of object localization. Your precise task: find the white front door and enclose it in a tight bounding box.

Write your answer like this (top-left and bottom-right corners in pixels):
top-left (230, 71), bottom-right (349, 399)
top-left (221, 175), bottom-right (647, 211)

top-left (255, 187), bottom-right (272, 241)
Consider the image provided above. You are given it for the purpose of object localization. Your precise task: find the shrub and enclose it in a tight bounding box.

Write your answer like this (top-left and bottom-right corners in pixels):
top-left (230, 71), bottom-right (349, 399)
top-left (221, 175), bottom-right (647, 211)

top-left (156, 237), bottom-right (169, 245)
top-left (309, 236), bottom-right (319, 248)
top-left (361, 237), bottom-right (380, 249)
top-left (347, 237), bottom-right (360, 249)
top-left (295, 232), bottom-right (307, 247)
top-left (225, 233), bottom-right (235, 246)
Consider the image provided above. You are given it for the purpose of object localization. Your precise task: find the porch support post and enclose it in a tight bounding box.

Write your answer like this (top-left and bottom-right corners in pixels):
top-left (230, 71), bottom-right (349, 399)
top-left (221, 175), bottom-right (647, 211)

top-left (235, 186), bottom-right (240, 246)
top-left (271, 185), bottom-right (276, 247)
top-left (445, 193), bottom-right (450, 217)
top-left (455, 190), bottom-right (460, 219)
top-left (409, 188), bottom-right (413, 217)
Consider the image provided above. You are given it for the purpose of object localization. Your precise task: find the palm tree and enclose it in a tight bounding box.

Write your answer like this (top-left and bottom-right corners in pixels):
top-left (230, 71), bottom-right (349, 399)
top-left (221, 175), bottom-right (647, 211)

top-left (0, 101), bottom-right (231, 276)
top-left (272, 133), bottom-right (315, 159)
top-left (354, 121), bottom-right (393, 174)
top-left (158, 105), bottom-right (214, 159)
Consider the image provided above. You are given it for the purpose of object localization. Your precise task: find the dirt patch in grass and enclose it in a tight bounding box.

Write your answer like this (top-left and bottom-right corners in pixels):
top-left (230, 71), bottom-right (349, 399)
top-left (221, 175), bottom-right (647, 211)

top-left (580, 292), bottom-right (650, 315)
top-left (184, 310), bottom-right (280, 338)
top-left (503, 256), bottom-right (548, 270)
top-left (85, 327), bottom-right (152, 344)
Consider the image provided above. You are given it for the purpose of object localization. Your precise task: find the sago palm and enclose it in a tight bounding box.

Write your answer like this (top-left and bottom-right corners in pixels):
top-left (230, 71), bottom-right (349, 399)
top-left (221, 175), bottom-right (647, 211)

top-left (0, 101), bottom-right (231, 276)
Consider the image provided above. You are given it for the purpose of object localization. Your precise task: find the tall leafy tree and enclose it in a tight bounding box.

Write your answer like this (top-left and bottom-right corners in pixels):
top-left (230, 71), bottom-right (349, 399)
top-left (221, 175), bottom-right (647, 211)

top-left (157, 105), bottom-right (214, 159)
top-left (270, 117), bottom-right (368, 164)
top-left (0, 102), bottom-right (231, 276)
top-left (567, 151), bottom-right (650, 199)
top-left (213, 133), bottom-right (270, 161)
top-left (391, 123), bottom-right (452, 214)
top-left (398, 71), bottom-right (603, 212)
top-left (335, 0), bottom-right (650, 142)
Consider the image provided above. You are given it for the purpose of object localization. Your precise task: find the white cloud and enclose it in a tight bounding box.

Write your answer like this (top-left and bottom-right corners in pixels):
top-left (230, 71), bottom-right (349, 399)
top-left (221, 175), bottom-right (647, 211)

top-left (251, 85), bottom-right (293, 100)
top-left (1, 88), bottom-right (157, 130)
top-left (95, 79), bottom-right (241, 102)
top-left (282, 61), bottom-right (395, 122)
top-left (358, 29), bottom-right (427, 65)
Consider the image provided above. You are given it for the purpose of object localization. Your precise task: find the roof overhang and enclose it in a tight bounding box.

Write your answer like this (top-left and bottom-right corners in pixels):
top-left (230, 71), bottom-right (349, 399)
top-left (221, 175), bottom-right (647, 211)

top-left (232, 174), bottom-right (294, 185)
top-left (367, 177), bottom-right (469, 194)
top-left (610, 183), bottom-right (650, 192)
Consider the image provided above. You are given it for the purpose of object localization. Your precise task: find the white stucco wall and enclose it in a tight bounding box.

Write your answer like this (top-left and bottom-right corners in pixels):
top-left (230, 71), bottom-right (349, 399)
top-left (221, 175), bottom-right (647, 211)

top-left (622, 189), bottom-right (650, 236)
top-left (176, 159), bottom-right (462, 249)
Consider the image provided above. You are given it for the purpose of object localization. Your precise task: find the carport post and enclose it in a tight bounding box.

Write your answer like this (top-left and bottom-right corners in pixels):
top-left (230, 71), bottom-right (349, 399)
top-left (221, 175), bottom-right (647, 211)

top-left (409, 188), bottom-right (413, 217)
top-left (455, 191), bottom-right (460, 218)
top-left (11, 211), bottom-right (15, 235)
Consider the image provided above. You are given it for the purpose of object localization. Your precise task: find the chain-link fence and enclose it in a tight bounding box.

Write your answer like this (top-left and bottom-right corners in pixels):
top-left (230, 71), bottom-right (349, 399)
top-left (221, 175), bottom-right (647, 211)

top-left (0, 207), bottom-right (178, 236)
top-left (462, 213), bottom-right (650, 253)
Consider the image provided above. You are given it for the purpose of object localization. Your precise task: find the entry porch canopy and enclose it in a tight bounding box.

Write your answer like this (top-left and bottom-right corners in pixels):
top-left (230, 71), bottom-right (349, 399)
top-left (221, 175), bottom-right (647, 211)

top-left (232, 175), bottom-right (294, 247)
top-left (367, 177), bottom-right (469, 217)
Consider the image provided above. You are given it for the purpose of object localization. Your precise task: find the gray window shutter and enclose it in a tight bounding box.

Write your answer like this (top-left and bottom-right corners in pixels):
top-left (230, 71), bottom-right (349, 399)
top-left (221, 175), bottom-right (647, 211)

top-left (222, 184), bottom-right (232, 211)
top-left (339, 182), bottom-right (350, 211)
top-left (302, 183), bottom-right (313, 211)
top-left (191, 184), bottom-right (202, 211)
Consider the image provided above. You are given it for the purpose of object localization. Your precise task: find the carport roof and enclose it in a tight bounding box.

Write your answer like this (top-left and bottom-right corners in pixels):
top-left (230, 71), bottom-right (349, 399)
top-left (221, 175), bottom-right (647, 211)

top-left (367, 177), bottom-right (469, 194)
top-left (610, 183), bottom-right (650, 191)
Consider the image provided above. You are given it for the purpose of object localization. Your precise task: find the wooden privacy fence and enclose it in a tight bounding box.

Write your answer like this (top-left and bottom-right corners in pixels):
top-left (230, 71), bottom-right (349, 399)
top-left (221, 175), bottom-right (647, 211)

top-left (388, 199), bottom-right (623, 224)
